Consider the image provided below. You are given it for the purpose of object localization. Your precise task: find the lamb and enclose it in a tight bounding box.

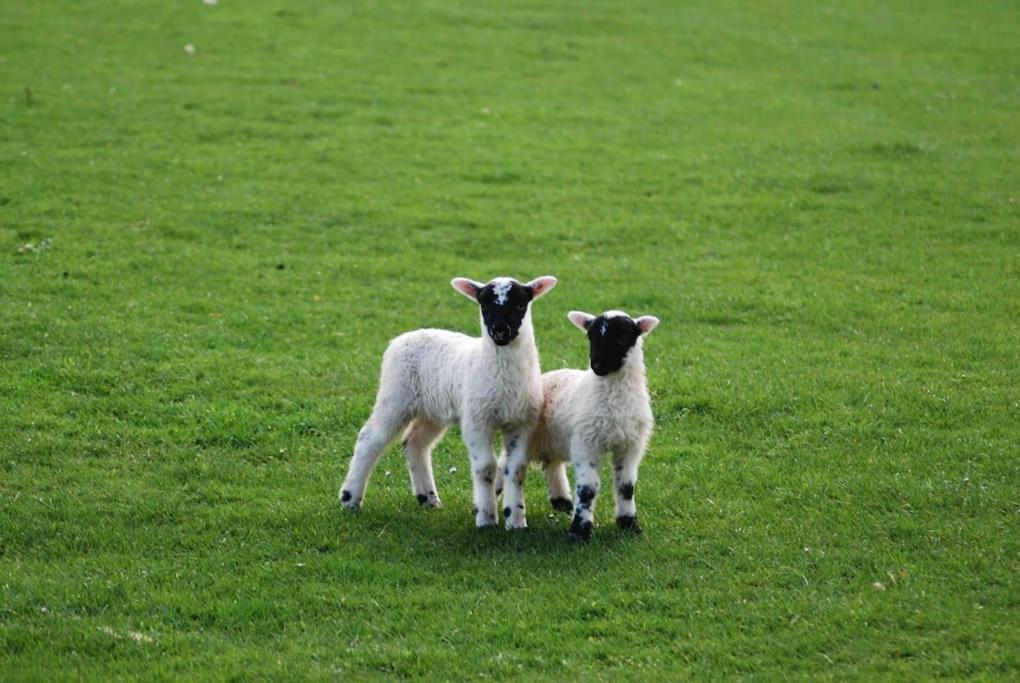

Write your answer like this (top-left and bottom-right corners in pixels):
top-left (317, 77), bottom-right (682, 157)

top-left (338, 275), bottom-right (558, 529)
top-left (520, 309), bottom-right (660, 541)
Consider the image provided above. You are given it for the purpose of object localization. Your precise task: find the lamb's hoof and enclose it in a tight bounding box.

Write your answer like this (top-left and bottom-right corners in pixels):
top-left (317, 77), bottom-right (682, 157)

top-left (503, 507), bottom-right (530, 530)
top-left (339, 489), bottom-right (362, 511)
top-left (416, 492), bottom-right (443, 509)
top-left (567, 517), bottom-right (593, 543)
top-left (550, 496), bottom-right (573, 513)
top-left (474, 507), bottom-right (498, 529)
top-left (616, 515), bottom-right (642, 535)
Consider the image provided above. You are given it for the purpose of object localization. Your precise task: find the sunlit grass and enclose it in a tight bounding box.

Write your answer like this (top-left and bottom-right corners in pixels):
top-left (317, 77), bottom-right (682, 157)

top-left (1, 0), bottom-right (1017, 678)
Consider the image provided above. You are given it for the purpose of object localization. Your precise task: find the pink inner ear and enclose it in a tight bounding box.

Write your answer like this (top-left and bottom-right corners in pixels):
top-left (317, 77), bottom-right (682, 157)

top-left (528, 275), bottom-right (558, 299)
top-left (637, 316), bottom-right (660, 334)
top-left (451, 278), bottom-right (481, 299)
top-left (568, 311), bottom-right (593, 331)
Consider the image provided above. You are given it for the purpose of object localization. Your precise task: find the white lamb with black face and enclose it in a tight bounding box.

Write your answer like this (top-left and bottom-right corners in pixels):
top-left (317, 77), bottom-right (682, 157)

top-left (519, 309), bottom-right (660, 541)
top-left (338, 275), bottom-right (557, 529)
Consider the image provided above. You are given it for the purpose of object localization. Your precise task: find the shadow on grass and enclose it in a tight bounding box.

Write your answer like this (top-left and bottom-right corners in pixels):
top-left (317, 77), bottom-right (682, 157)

top-left (330, 499), bottom-right (644, 569)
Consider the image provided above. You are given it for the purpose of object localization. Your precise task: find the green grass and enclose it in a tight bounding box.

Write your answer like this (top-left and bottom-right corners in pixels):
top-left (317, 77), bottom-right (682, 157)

top-left (2, 0), bottom-right (1018, 678)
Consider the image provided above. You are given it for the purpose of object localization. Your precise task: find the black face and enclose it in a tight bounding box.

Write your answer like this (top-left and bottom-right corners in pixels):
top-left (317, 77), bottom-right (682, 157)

top-left (586, 315), bottom-right (641, 376)
top-left (476, 280), bottom-right (533, 346)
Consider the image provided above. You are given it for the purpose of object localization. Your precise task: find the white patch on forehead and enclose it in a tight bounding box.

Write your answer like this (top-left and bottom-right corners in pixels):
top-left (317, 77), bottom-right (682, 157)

top-left (491, 278), bottom-right (514, 305)
top-left (601, 310), bottom-right (630, 335)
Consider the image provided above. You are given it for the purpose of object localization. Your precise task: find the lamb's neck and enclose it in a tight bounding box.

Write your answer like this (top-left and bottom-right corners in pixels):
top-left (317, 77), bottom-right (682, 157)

top-left (480, 331), bottom-right (539, 374)
top-left (591, 348), bottom-right (647, 396)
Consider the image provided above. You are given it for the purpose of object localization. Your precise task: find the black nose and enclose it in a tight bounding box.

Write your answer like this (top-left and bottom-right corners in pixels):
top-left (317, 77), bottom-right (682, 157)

top-left (491, 326), bottom-right (511, 343)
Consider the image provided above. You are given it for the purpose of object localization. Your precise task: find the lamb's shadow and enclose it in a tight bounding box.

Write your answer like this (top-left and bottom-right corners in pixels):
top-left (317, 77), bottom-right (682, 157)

top-left (332, 499), bottom-right (646, 580)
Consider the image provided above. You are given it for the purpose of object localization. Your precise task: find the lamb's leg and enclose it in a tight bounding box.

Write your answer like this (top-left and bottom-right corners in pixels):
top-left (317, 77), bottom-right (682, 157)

top-left (494, 449), bottom-right (508, 499)
top-left (339, 410), bottom-right (406, 510)
top-left (402, 418), bottom-right (446, 509)
top-left (612, 445), bottom-right (644, 534)
top-left (542, 460), bottom-right (573, 513)
top-left (568, 443), bottom-right (602, 542)
top-left (462, 424), bottom-right (498, 528)
top-left (500, 429), bottom-right (532, 530)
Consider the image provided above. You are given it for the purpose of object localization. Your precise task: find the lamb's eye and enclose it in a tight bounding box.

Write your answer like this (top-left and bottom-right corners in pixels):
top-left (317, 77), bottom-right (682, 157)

top-left (617, 337), bottom-right (630, 347)
top-left (517, 303), bottom-right (527, 312)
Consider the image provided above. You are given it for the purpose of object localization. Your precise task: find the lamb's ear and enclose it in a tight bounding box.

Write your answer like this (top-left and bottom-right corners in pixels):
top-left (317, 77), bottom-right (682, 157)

top-left (568, 310), bottom-right (596, 332)
top-left (635, 316), bottom-right (660, 335)
top-left (451, 277), bottom-right (484, 301)
top-left (526, 275), bottom-right (558, 300)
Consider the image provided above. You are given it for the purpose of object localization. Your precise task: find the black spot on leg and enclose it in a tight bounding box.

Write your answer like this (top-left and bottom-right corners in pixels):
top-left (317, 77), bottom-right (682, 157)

top-left (550, 496), bottom-right (573, 513)
top-left (475, 464), bottom-right (496, 482)
top-left (504, 467), bottom-right (509, 476)
top-left (577, 485), bottom-right (596, 507)
top-left (516, 503), bottom-right (524, 509)
top-left (507, 437), bottom-right (519, 452)
top-left (568, 515), bottom-right (593, 542)
top-left (589, 460), bottom-right (597, 469)
top-left (340, 490), bottom-right (352, 503)
top-left (417, 493), bottom-right (428, 505)
top-left (502, 506), bottom-right (511, 519)
top-left (619, 482), bottom-right (634, 500)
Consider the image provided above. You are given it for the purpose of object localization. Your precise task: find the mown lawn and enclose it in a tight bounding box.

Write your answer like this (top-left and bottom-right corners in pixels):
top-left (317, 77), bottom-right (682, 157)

top-left (1, 0), bottom-right (1017, 678)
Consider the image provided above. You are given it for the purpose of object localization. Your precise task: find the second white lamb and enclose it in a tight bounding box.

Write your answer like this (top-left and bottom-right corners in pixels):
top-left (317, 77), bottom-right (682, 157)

top-left (501, 309), bottom-right (659, 541)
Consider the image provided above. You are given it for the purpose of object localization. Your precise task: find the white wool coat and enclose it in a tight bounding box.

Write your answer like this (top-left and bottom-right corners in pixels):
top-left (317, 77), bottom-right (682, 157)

top-left (374, 314), bottom-right (544, 433)
top-left (529, 341), bottom-right (653, 463)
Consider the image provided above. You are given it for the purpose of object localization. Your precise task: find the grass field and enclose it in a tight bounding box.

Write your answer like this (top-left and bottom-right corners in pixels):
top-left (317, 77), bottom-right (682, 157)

top-left (2, 0), bottom-right (1018, 678)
